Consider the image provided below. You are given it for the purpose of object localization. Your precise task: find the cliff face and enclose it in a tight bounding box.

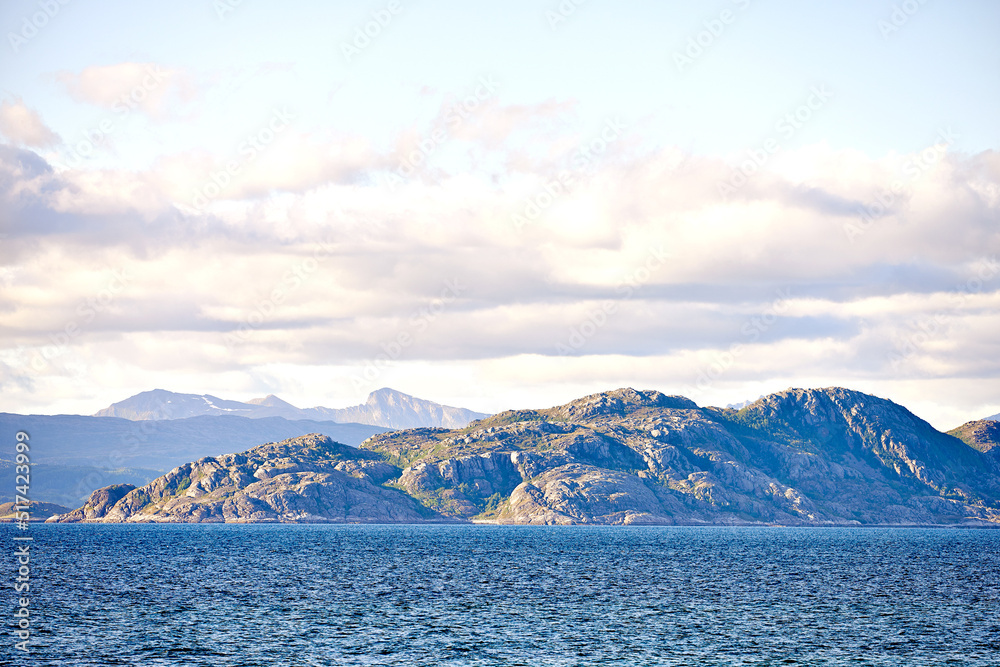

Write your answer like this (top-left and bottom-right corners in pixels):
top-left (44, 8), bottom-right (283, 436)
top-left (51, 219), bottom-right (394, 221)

top-left (51, 388), bottom-right (1000, 526)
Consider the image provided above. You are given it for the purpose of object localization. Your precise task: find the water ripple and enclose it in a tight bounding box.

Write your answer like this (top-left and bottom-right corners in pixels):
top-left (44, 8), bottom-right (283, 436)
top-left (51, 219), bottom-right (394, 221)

top-left (5, 524), bottom-right (999, 666)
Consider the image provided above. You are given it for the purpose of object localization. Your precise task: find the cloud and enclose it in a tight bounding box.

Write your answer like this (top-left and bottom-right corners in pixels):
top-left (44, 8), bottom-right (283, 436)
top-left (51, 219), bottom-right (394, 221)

top-left (55, 63), bottom-right (197, 118)
top-left (0, 99), bottom-right (60, 147)
top-left (155, 130), bottom-right (385, 207)
top-left (2, 131), bottom-right (998, 426)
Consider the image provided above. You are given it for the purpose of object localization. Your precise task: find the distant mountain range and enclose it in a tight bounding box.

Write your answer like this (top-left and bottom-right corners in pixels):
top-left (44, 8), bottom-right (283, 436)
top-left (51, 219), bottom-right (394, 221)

top-left (95, 387), bottom-right (489, 429)
top-left (50, 387), bottom-right (1000, 526)
top-left (0, 413), bottom-right (390, 507)
top-left (2, 388), bottom-right (486, 507)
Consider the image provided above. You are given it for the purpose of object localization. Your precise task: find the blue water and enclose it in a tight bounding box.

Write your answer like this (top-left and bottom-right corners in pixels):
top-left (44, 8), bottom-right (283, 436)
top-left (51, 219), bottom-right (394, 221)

top-left (4, 525), bottom-right (999, 666)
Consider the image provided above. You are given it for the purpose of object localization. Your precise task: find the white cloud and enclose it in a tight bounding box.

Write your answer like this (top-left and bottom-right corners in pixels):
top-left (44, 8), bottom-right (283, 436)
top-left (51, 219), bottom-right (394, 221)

top-left (0, 98), bottom-right (60, 147)
top-left (55, 63), bottom-right (197, 118)
top-left (2, 126), bottom-right (999, 429)
top-left (155, 131), bottom-right (385, 208)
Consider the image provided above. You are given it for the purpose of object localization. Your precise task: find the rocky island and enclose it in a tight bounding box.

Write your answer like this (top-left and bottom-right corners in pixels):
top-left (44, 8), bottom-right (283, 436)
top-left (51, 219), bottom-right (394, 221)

top-left (50, 387), bottom-right (1000, 526)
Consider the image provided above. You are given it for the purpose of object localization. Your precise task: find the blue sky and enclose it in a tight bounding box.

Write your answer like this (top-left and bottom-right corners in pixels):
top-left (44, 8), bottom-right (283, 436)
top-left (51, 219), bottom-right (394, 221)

top-left (7, 0), bottom-right (1000, 161)
top-left (1, 0), bottom-right (998, 428)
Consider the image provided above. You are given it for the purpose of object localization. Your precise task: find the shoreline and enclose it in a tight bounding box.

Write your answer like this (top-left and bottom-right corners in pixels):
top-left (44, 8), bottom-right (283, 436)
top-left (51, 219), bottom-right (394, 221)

top-left (8, 519), bottom-right (999, 529)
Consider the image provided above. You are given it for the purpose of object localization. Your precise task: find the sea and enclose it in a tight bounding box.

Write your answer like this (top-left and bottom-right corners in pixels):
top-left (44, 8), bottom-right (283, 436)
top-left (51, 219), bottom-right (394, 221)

top-left (4, 524), bottom-right (999, 666)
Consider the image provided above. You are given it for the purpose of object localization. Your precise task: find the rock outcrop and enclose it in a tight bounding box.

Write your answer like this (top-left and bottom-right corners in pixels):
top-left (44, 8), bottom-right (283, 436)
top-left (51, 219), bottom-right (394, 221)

top-left (52, 387), bottom-right (1000, 526)
top-left (47, 483), bottom-right (136, 522)
top-left (49, 435), bottom-right (432, 523)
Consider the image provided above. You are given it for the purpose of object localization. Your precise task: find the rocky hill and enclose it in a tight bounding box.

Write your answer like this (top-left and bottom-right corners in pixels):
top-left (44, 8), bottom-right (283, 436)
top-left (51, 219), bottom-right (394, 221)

top-left (51, 435), bottom-right (429, 524)
top-left (51, 387), bottom-right (1000, 526)
top-left (94, 387), bottom-right (488, 429)
top-left (948, 420), bottom-right (1000, 456)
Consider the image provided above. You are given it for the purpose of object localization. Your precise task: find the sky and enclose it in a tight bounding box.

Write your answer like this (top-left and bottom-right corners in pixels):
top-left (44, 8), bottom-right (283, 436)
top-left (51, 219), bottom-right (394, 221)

top-left (1, 0), bottom-right (998, 430)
